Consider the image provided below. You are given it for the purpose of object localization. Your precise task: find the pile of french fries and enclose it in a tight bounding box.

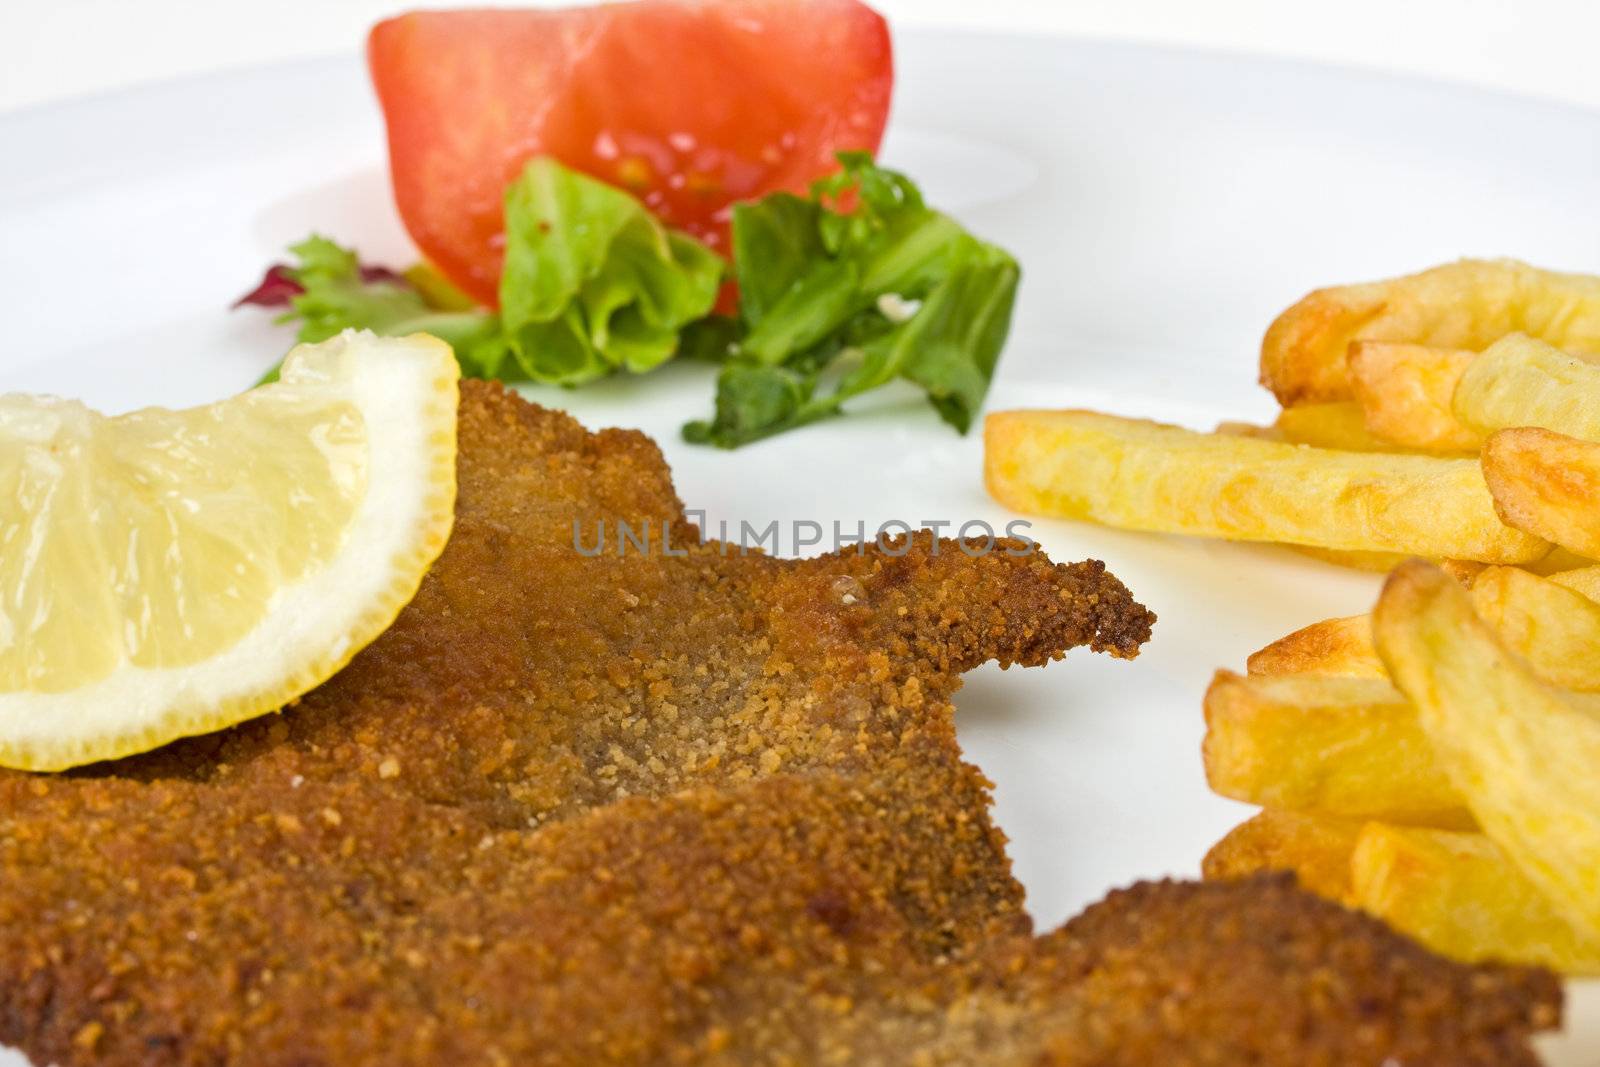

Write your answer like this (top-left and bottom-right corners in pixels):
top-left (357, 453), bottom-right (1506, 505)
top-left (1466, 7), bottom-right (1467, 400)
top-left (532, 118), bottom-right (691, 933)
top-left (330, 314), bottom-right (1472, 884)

top-left (985, 258), bottom-right (1600, 972)
top-left (987, 259), bottom-right (1600, 569)
top-left (1206, 561), bottom-right (1600, 971)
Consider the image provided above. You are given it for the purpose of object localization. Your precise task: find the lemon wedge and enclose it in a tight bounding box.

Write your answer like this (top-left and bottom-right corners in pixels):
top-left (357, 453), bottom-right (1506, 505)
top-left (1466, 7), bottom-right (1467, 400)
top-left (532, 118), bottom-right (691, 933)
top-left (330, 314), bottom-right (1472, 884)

top-left (0, 330), bottom-right (459, 770)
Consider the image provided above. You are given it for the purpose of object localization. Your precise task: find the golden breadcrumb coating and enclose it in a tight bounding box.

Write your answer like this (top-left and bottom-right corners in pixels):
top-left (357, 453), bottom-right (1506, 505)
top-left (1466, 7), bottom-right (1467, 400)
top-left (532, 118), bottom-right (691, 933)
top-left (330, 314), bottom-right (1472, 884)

top-left (0, 383), bottom-right (1557, 1066)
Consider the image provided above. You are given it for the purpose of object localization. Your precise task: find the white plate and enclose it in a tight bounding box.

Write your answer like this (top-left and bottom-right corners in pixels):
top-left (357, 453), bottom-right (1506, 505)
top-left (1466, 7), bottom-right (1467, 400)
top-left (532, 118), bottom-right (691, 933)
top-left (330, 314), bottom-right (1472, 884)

top-left (4, 28), bottom-right (1599, 1065)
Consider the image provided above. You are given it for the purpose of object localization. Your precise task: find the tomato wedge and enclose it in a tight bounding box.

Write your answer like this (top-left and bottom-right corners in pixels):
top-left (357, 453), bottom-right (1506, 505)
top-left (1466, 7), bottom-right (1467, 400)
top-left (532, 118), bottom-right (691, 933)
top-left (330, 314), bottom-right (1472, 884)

top-left (369, 0), bottom-right (894, 307)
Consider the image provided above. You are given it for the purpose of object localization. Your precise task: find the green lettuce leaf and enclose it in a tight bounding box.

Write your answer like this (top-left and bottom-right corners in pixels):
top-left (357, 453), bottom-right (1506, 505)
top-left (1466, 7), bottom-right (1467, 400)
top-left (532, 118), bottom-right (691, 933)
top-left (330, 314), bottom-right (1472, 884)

top-left (683, 153), bottom-right (1019, 448)
top-left (498, 158), bottom-right (725, 385)
top-left (256, 236), bottom-right (509, 383)
top-left (251, 159), bottom-right (721, 387)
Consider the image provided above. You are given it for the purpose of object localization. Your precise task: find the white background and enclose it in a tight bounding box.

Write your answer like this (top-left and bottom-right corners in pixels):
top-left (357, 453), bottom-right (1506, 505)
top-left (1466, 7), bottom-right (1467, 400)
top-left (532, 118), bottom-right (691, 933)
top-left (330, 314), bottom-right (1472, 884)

top-left (6, 0), bottom-right (1600, 115)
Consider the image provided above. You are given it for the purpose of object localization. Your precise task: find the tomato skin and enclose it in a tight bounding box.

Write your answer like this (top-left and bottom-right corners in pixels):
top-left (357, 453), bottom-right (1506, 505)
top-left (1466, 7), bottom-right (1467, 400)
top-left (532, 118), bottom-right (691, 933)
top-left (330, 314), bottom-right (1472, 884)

top-left (369, 1), bottom-right (893, 307)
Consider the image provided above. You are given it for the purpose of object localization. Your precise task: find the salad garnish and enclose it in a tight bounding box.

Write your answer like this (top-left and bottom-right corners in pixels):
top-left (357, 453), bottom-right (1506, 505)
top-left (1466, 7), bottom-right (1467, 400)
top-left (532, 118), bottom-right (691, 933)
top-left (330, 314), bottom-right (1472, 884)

top-left (684, 153), bottom-right (1019, 447)
top-left (240, 155), bottom-right (1017, 445)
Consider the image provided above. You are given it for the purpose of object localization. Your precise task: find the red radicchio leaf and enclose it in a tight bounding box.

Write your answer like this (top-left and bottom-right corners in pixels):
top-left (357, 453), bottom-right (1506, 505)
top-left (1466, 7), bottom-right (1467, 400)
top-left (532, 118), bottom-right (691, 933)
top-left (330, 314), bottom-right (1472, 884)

top-left (359, 265), bottom-right (407, 285)
top-left (232, 263), bottom-right (408, 309)
top-left (232, 264), bottom-right (302, 309)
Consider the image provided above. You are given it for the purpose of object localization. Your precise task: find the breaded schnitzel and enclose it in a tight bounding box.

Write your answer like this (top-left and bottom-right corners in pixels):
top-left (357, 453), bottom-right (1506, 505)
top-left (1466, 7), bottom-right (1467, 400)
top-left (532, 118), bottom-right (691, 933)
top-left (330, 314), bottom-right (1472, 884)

top-left (0, 383), bottom-right (1558, 1065)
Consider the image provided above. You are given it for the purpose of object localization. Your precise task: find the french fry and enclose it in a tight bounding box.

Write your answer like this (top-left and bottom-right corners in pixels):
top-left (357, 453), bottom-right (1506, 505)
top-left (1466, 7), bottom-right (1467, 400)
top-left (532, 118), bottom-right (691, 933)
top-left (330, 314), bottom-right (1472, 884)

top-left (1285, 544), bottom-right (1412, 573)
top-left (983, 410), bottom-right (1549, 562)
top-left (1201, 808), bottom-right (1364, 901)
top-left (1248, 566), bottom-right (1600, 689)
top-left (1453, 332), bottom-right (1600, 441)
top-left (1283, 545), bottom-right (1484, 581)
top-left (1246, 614), bottom-right (1382, 678)
top-left (1347, 341), bottom-right (1480, 452)
top-left (1481, 427), bottom-right (1600, 559)
top-left (1351, 823), bottom-right (1600, 973)
top-left (1469, 566), bottom-right (1600, 692)
top-left (1203, 671), bottom-right (1470, 826)
top-left (1217, 427), bottom-right (1426, 561)
top-left (1432, 559), bottom-right (1489, 584)
top-left (1551, 562), bottom-right (1600, 602)
top-left (1374, 560), bottom-right (1600, 943)
top-left (1214, 420), bottom-right (1283, 441)
top-left (1261, 258), bottom-right (1600, 406)
top-left (1273, 402), bottom-right (1396, 452)
top-left (1523, 546), bottom-right (1599, 577)
top-left (1222, 597), bottom-right (1600, 828)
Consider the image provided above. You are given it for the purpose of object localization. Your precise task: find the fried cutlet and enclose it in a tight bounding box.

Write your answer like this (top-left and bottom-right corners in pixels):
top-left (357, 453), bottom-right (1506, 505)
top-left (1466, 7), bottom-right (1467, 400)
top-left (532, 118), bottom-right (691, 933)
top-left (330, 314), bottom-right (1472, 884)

top-left (0, 382), bottom-right (1560, 1065)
